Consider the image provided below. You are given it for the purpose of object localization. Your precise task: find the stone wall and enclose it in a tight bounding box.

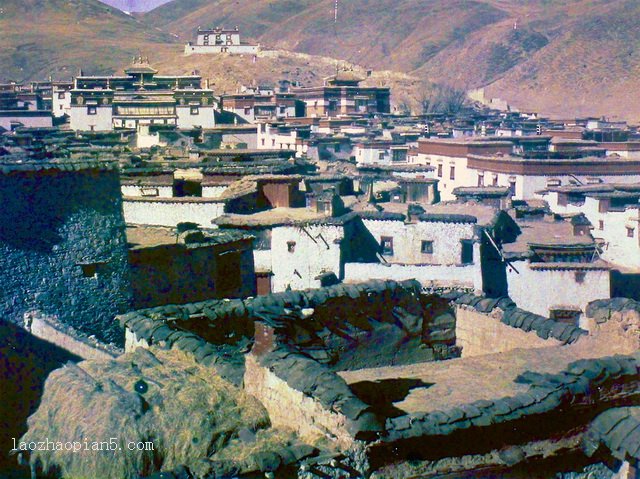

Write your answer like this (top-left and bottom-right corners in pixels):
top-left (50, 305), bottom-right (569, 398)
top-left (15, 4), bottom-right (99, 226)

top-left (0, 166), bottom-right (132, 343)
top-left (456, 305), bottom-right (561, 357)
top-left (244, 354), bottom-right (357, 449)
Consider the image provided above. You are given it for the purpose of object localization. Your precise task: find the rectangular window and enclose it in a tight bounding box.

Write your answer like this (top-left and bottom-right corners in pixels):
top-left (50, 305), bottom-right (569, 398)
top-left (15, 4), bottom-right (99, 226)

top-left (380, 236), bottom-right (394, 256)
top-left (477, 174), bottom-right (484, 187)
top-left (509, 181), bottom-right (516, 196)
top-left (437, 164), bottom-right (443, 178)
top-left (450, 166), bottom-right (455, 180)
top-left (261, 138), bottom-right (265, 146)
top-left (58, 92), bottom-right (65, 99)
top-left (598, 220), bottom-right (604, 230)
top-left (78, 262), bottom-right (106, 278)
top-left (244, 106), bottom-right (251, 115)
top-left (493, 175), bottom-right (499, 186)
top-left (190, 106), bottom-right (199, 115)
top-left (334, 144), bottom-right (341, 152)
top-left (379, 151), bottom-right (386, 161)
top-left (87, 106), bottom-right (97, 115)
top-left (627, 227), bottom-right (635, 238)
top-left (461, 240), bottom-right (474, 264)
top-left (287, 241), bottom-right (296, 253)
top-left (421, 240), bottom-right (434, 254)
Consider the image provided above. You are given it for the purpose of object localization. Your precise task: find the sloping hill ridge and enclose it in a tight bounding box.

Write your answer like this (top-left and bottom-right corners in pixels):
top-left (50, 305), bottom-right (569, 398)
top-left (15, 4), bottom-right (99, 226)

top-left (146, 0), bottom-right (640, 119)
top-left (0, 0), bottom-right (177, 82)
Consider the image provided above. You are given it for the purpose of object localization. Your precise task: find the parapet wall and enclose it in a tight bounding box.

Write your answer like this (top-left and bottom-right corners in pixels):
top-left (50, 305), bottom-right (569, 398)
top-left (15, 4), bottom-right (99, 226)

top-left (456, 305), bottom-right (561, 357)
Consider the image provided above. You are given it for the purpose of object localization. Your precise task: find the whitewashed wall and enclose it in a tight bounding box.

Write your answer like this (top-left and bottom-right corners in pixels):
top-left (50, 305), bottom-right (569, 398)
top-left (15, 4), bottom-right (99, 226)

top-left (507, 261), bottom-right (610, 317)
top-left (123, 198), bottom-right (225, 227)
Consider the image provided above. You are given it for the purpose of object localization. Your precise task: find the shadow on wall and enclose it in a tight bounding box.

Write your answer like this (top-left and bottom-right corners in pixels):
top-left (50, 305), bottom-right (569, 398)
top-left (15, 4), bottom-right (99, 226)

top-left (611, 270), bottom-right (640, 301)
top-left (0, 320), bottom-right (80, 473)
top-left (0, 170), bottom-right (120, 253)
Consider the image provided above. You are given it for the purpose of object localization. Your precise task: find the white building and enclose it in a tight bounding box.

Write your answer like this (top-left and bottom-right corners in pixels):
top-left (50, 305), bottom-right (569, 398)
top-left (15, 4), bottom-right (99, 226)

top-left (52, 81), bottom-right (73, 118)
top-left (185, 26), bottom-right (259, 55)
top-left (69, 60), bottom-right (216, 132)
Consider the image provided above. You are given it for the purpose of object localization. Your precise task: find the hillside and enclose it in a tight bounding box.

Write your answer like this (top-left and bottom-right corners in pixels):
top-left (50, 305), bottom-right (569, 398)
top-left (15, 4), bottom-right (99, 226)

top-left (0, 0), bottom-right (177, 82)
top-left (145, 0), bottom-right (640, 120)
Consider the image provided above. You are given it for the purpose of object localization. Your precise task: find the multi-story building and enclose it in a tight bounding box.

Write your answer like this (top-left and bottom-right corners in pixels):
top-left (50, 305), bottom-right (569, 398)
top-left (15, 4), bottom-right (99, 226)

top-left (221, 92), bottom-right (297, 123)
top-left (292, 71), bottom-right (390, 117)
top-left (184, 26), bottom-right (259, 55)
top-left (69, 59), bottom-right (216, 132)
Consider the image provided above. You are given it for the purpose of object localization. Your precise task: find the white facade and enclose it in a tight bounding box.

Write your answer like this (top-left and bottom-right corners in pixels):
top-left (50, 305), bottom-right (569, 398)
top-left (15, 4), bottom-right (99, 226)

top-left (52, 88), bottom-right (71, 118)
top-left (355, 144), bottom-right (409, 167)
top-left (185, 28), bottom-right (259, 55)
top-left (122, 198), bottom-right (226, 227)
top-left (544, 192), bottom-right (640, 268)
top-left (412, 152), bottom-right (471, 201)
top-left (507, 262), bottom-right (610, 319)
top-left (69, 105), bottom-right (113, 132)
top-left (257, 224), bottom-right (345, 292)
top-left (175, 104), bottom-right (216, 129)
top-left (344, 262), bottom-right (482, 291)
top-left (257, 124), bottom-right (306, 157)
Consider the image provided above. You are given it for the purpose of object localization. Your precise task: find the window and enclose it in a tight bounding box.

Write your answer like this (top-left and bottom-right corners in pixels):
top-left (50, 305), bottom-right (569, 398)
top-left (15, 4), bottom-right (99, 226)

top-left (598, 220), bottom-right (604, 230)
top-left (575, 271), bottom-right (586, 284)
top-left (244, 107), bottom-right (251, 115)
top-left (203, 34), bottom-right (209, 45)
top-left (58, 92), bottom-right (65, 99)
top-left (190, 106), bottom-right (199, 115)
top-left (421, 240), bottom-right (434, 254)
top-left (493, 175), bottom-right (499, 186)
top-left (261, 138), bottom-right (265, 146)
top-left (334, 144), bottom-right (341, 152)
top-left (380, 236), bottom-right (394, 256)
top-left (280, 106), bottom-right (286, 114)
top-left (79, 262), bottom-right (105, 278)
top-left (461, 240), bottom-right (474, 264)
top-left (437, 163), bottom-right (443, 178)
top-left (550, 309), bottom-right (581, 325)
top-left (87, 106), bottom-right (97, 115)
top-left (140, 187), bottom-right (159, 197)
top-left (450, 166), bottom-right (455, 180)
top-left (509, 180), bottom-right (516, 196)
top-left (287, 241), bottom-right (296, 253)
top-left (378, 151), bottom-right (385, 161)
top-left (628, 227), bottom-right (635, 238)
top-left (59, 105), bottom-right (63, 110)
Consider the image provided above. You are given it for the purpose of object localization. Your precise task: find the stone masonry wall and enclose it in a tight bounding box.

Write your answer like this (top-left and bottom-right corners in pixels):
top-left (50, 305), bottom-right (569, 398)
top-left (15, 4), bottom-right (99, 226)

top-left (0, 167), bottom-right (132, 344)
top-left (456, 305), bottom-right (561, 357)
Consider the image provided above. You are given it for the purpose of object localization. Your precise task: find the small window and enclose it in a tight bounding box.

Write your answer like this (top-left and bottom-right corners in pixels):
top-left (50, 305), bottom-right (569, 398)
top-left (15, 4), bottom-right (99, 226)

top-left (450, 166), bottom-right (455, 180)
top-left (380, 236), bottom-right (394, 256)
top-left (79, 262), bottom-right (105, 278)
top-left (461, 240), bottom-right (474, 264)
top-left (493, 175), bottom-right (499, 186)
top-left (437, 164), bottom-right (443, 178)
top-left (58, 92), bottom-right (65, 99)
top-left (477, 174), bottom-right (484, 187)
top-left (280, 106), bottom-right (286, 114)
top-left (421, 240), bottom-right (434, 254)
top-left (627, 227), bottom-right (635, 238)
top-left (87, 106), bottom-right (97, 115)
top-left (575, 271), bottom-right (586, 284)
top-left (244, 107), bottom-right (251, 115)
top-left (287, 241), bottom-right (296, 253)
top-left (598, 220), bottom-right (604, 230)
top-left (509, 181), bottom-right (516, 196)
top-left (334, 144), bottom-right (340, 152)
top-left (190, 106), bottom-right (199, 115)
top-left (140, 187), bottom-right (159, 197)
top-left (261, 138), bottom-right (265, 146)
top-left (379, 151), bottom-right (385, 160)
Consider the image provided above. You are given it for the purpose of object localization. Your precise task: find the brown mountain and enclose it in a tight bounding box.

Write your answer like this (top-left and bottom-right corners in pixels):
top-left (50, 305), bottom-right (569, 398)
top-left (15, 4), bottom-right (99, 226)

top-left (145, 0), bottom-right (640, 119)
top-left (0, 0), bottom-right (177, 82)
top-left (3, 0), bottom-right (640, 119)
